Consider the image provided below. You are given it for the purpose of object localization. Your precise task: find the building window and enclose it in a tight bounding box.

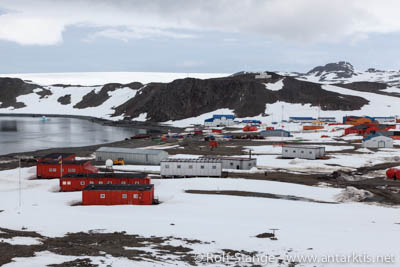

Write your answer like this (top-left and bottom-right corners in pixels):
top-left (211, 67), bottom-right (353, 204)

top-left (165, 165), bottom-right (169, 168)
top-left (212, 166), bottom-right (216, 169)
top-left (80, 181), bottom-right (85, 185)
top-left (68, 168), bottom-right (76, 172)
top-left (133, 194), bottom-right (138, 199)
top-left (177, 165), bottom-right (181, 169)
top-left (301, 151), bottom-right (304, 154)
top-left (49, 168), bottom-right (53, 172)
top-left (121, 181), bottom-right (126, 184)
top-left (89, 181), bottom-right (94, 184)
top-left (99, 181), bottom-right (103, 184)
top-left (107, 181), bottom-right (112, 184)
top-left (285, 150), bottom-right (288, 152)
top-left (293, 150), bottom-right (296, 153)
top-left (230, 162), bottom-right (233, 166)
top-left (248, 163), bottom-right (252, 166)
top-left (309, 151), bottom-right (312, 154)
top-left (67, 181), bottom-right (71, 185)
top-left (100, 194), bottom-right (105, 199)
top-left (135, 181), bottom-right (139, 184)
top-left (189, 165), bottom-right (193, 169)
top-left (122, 194), bottom-right (127, 199)
top-left (62, 181), bottom-right (66, 185)
top-left (201, 165), bottom-right (204, 169)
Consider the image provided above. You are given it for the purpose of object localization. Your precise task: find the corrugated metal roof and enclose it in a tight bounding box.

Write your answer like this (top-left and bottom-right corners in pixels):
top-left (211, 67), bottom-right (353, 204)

top-left (161, 158), bottom-right (222, 163)
top-left (83, 184), bottom-right (153, 191)
top-left (362, 134), bottom-right (390, 142)
top-left (62, 172), bottom-right (148, 179)
top-left (289, 117), bottom-right (316, 120)
top-left (213, 114), bottom-right (235, 119)
top-left (96, 147), bottom-right (167, 155)
top-left (261, 129), bottom-right (290, 133)
top-left (282, 145), bottom-right (324, 149)
top-left (203, 156), bottom-right (256, 161)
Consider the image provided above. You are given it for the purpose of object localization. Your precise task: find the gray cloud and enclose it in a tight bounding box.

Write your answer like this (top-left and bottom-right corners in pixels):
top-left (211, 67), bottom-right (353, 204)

top-left (0, 0), bottom-right (399, 45)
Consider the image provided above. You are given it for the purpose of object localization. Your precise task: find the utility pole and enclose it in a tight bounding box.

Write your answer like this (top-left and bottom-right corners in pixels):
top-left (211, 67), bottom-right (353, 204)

top-left (19, 157), bottom-right (21, 209)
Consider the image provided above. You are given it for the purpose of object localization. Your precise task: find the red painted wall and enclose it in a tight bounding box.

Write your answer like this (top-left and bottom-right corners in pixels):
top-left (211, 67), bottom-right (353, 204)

top-left (60, 176), bottom-right (151, 192)
top-left (82, 189), bottom-right (154, 205)
top-left (37, 161), bottom-right (98, 178)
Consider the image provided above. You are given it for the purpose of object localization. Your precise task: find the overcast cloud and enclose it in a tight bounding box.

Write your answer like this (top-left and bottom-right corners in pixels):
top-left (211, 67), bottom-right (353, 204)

top-left (0, 0), bottom-right (400, 73)
top-left (1, 0), bottom-right (400, 45)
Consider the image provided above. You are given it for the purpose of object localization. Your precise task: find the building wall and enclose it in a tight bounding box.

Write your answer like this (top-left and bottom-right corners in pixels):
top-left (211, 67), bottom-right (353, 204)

top-left (60, 177), bottom-right (151, 192)
top-left (282, 147), bottom-right (325, 160)
top-left (374, 118), bottom-right (396, 124)
top-left (260, 131), bottom-right (290, 137)
top-left (37, 162), bottom-right (98, 178)
top-left (96, 151), bottom-right (168, 165)
top-left (160, 161), bottom-right (222, 177)
top-left (362, 136), bottom-right (393, 148)
top-left (204, 118), bottom-right (234, 127)
top-left (221, 159), bottom-right (257, 170)
top-left (82, 189), bottom-right (154, 205)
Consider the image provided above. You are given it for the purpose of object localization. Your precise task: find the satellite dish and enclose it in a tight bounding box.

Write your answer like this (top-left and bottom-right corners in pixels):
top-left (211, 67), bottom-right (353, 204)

top-left (105, 159), bottom-right (113, 168)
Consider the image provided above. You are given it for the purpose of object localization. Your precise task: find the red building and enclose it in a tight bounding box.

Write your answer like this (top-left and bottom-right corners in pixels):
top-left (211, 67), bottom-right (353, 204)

top-left (37, 160), bottom-right (98, 179)
top-left (345, 124), bottom-right (395, 136)
top-left (243, 125), bottom-right (258, 132)
top-left (38, 153), bottom-right (76, 162)
top-left (82, 184), bottom-right (155, 205)
top-left (60, 173), bottom-right (150, 192)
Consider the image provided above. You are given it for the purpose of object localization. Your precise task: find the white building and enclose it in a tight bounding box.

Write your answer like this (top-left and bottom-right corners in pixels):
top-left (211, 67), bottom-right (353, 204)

top-left (96, 147), bottom-right (168, 165)
top-left (204, 114), bottom-right (235, 127)
top-left (160, 158), bottom-right (222, 178)
top-left (373, 117), bottom-right (396, 124)
top-left (282, 145), bottom-right (325, 160)
top-left (203, 156), bottom-right (257, 170)
top-left (362, 134), bottom-right (393, 148)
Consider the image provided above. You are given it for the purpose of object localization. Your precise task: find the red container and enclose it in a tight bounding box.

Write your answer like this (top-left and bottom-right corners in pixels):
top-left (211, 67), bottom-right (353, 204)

top-left (386, 168), bottom-right (399, 180)
top-left (212, 129), bottom-right (222, 133)
top-left (266, 127), bottom-right (275, 130)
top-left (243, 125), bottom-right (258, 132)
top-left (37, 160), bottom-right (98, 179)
top-left (82, 184), bottom-right (154, 205)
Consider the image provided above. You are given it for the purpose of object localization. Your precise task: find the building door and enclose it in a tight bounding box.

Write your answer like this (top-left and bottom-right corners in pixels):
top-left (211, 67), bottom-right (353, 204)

top-left (378, 141), bottom-right (385, 148)
top-left (236, 165), bottom-right (240, 170)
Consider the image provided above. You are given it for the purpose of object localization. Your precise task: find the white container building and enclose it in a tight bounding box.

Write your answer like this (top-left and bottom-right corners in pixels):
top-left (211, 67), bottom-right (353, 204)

top-left (96, 147), bottom-right (168, 165)
top-left (160, 158), bottom-right (222, 178)
top-left (362, 134), bottom-right (393, 148)
top-left (282, 145), bottom-right (325, 160)
top-left (203, 156), bottom-right (257, 170)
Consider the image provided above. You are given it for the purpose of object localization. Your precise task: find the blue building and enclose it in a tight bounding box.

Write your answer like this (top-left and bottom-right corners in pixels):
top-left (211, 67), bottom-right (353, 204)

top-left (204, 114), bottom-right (235, 127)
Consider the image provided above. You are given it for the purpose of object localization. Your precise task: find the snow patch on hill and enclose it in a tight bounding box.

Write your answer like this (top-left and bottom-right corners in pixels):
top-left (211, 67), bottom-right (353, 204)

top-left (0, 72), bottom-right (228, 86)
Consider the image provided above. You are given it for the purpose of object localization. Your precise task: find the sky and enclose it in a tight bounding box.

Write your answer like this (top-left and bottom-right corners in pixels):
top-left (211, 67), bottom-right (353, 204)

top-left (1, 0), bottom-right (400, 74)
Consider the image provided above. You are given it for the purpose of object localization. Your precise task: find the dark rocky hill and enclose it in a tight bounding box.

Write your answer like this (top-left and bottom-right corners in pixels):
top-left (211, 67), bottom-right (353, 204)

top-left (73, 82), bottom-right (143, 109)
top-left (307, 61), bottom-right (355, 79)
top-left (113, 73), bottom-right (369, 122)
top-left (0, 78), bottom-right (43, 108)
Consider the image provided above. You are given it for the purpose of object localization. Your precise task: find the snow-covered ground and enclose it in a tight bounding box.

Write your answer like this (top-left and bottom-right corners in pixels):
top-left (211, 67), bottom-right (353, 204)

top-left (1, 167), bottom-right (399, 266)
